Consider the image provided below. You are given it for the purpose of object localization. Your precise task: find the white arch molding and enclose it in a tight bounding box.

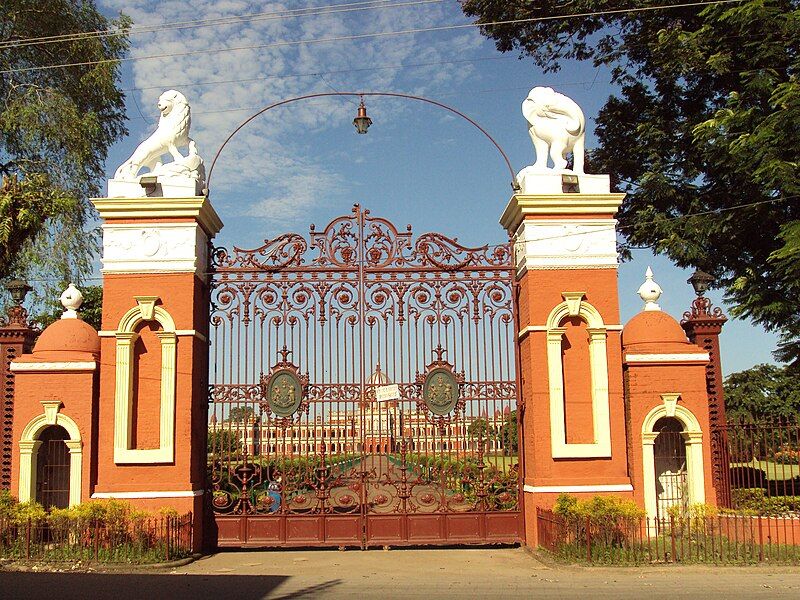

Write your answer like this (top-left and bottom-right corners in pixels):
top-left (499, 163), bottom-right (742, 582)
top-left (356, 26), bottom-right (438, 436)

top-left (641, 395), bottom-right (706, 519)
top-left (545, 292), bottom-right (612, 458)
top-left (18, 401), bottom-right (82, 507)
top-left (114, 296), bottom-right (177, 464)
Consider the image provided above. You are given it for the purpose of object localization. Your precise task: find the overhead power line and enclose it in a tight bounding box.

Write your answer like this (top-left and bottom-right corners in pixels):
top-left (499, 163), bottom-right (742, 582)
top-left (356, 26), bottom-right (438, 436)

top-left (0, 0), bottom-right (443, 50)
top-left (0, 0), bottom-right (747, 76)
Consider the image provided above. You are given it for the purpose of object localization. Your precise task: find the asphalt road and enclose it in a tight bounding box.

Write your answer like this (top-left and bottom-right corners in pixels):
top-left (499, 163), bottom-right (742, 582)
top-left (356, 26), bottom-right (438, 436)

top-left (2, 548), bottom-right (800, 599)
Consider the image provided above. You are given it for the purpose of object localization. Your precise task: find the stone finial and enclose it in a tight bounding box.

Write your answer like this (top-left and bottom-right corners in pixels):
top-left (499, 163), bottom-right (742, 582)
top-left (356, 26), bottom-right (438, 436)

top-left (60, 283), bottom-right (84, 319)
top-left (637, 267), bottom-right (662, 311)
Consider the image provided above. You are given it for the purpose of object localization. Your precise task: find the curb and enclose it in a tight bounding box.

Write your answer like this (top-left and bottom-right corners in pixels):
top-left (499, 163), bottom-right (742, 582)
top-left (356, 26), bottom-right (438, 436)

top-left (0, 553), bottom-right (204, 573)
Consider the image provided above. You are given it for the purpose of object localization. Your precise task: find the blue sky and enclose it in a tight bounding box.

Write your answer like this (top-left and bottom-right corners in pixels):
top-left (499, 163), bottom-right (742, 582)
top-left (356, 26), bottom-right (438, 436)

top-left (98, 0), bottom-right (781, 375)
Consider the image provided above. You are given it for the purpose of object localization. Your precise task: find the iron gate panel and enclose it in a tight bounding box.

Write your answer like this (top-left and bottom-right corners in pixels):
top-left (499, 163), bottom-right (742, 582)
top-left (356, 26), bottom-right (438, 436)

top-left (208, 205), bottom-right (521, 547)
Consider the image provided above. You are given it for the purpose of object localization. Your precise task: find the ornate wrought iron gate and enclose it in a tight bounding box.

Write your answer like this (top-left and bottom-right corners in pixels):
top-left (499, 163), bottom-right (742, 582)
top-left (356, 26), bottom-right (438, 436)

top-left (208, 205), bottom-right (522, 547)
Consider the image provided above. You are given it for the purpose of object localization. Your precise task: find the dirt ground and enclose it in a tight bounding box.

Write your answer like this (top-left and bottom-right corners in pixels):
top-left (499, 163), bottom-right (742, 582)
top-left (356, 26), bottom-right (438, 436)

top-left (2, 547), bottom-right (800, 599)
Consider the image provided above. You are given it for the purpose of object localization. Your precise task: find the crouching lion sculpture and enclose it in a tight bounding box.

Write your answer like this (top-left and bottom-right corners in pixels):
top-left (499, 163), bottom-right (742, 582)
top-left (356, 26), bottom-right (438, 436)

top-left (114, 89), bottom-right (205, 182)
top-left (522, 86), bottom-right (585, 173)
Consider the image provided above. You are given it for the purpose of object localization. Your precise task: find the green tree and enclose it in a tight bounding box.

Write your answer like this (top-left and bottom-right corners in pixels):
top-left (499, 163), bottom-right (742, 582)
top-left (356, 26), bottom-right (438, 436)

top-left (228, 406), bottom-right (256, 423)
top-left (499, 410), bottom-right (518, 455)
top-left (468, 417), bottom-right (490, 440)
top-left (1, 1), bottom-right (129, 288)
top-left (724, 364), bottom-right (800, 422)
top-left (207, 429), bottom-right (242, 457)
top-left (462, 0), bottom-right (800, 363)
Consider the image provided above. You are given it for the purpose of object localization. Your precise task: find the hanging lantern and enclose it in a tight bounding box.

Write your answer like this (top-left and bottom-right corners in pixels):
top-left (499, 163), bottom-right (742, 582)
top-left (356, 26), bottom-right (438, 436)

top-left (353, 98), bottom-right (372, 134)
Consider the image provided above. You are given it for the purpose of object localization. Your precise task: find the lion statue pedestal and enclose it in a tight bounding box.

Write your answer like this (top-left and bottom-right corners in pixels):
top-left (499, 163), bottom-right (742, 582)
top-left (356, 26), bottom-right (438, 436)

top-left (108, 89), bottom-right (205, 199)
top-left (515, 168), bottom-right (610, 195)
top-left (108, 174), bottom-right (204, 198)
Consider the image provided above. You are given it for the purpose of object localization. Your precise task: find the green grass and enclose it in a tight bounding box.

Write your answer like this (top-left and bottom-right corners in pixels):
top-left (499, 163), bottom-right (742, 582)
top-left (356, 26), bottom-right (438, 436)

top-left (730, 459), bottom-right (800, 480)
top-left (484, 454), bottom-right (518, 471)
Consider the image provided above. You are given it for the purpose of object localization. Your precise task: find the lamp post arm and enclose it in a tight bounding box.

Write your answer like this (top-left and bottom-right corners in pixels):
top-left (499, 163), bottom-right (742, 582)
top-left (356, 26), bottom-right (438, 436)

top-left (205, 91), bottom-right (519, 193)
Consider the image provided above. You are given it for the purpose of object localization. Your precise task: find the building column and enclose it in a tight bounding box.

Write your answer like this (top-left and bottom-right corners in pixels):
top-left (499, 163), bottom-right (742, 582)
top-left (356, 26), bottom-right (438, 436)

top-left (681, 294), bottom-right (729, 507)
top-left (500, 172), bottom-right (631, 544)
top-left (0, 299), bottom-right (36, 490)
top-left (91, 191), bottom-right (222, 551)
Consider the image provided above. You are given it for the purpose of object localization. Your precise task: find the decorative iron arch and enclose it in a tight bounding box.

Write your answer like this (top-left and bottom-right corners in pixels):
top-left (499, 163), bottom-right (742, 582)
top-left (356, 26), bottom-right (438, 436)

top-left (205, 91), bottom-right (520, 193)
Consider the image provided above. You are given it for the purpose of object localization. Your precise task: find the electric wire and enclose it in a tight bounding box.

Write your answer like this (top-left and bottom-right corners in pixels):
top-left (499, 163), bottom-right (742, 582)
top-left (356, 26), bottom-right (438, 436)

top-left (0, 0), bottom-right (748, 76)
top-left (0, 0), bottom-right (443, 50)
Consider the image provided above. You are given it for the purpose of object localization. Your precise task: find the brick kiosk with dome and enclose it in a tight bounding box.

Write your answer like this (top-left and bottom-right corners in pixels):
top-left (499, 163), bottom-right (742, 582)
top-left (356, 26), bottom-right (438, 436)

top-left (622, 271), bottom-right (715, 521)
top-left (8, 285), bottom-right (99, 510)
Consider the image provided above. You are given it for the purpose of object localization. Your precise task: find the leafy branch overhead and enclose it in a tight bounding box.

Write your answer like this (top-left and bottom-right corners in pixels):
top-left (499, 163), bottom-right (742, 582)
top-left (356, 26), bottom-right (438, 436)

top-left (462, 0), bottom-right (800, 363)
top-left (0, 1), bottom-right (130, 290)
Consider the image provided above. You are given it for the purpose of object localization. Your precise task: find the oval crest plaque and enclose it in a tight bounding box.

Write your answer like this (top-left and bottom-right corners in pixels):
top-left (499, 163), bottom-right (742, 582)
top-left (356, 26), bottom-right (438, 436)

top-left (423, 367), bottom-right (459, 415)
top-left (266, 369), bottom-right (303, 417)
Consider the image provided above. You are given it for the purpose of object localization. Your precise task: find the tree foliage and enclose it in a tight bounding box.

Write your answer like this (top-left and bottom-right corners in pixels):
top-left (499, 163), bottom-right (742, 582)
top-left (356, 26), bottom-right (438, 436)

top-left (499, 410), bottom-right (518, 455)
top-left (228, 406), bottom-right (256, 423)
top-left (462, 0), bottom-right (800, 362)
top-left (468, 417), bottom-right (491, 440)
top-left (0, 1), bottom-right (129, 289)
top-left (723, 363), bottom-right (800, 422)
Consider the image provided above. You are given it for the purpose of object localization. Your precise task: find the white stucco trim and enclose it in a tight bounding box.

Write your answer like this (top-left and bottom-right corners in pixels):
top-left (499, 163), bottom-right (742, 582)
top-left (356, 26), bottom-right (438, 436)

top-left (99, 329), bottom-right (206, 342)
top-left (518, 323), bottom-right (622, 340)
top-left (99, 221), bottom-right (211, 282)
top-left (113, 297), bottom-right (177, 464)
top-left (91, 490), bottom-right (203, 499)
top-left (509, 216), bottom-right (622, 275)
top-left (546, 293), bottom-right (612, 459)
top-left (523, 484), bottom-right (633, 493)
top-left (10, 361), bottom-right (97, 372)
top-left (19, 402), bottom-right (82, 507)
top-left (626, 353), bottom-right (710, 364)
top-left (641, 396), bottom-right (705, 519)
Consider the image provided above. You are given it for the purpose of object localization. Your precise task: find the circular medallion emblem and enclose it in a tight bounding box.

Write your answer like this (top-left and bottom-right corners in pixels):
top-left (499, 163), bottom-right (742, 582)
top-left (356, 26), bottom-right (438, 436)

top-left (423, 367), bottom-right (459, 415)
top-left (266, 369), bottom-right (303, 417)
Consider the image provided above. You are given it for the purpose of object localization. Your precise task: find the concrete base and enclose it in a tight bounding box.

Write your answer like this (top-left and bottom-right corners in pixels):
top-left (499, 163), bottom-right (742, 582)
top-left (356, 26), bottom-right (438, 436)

top-left (516, 168), bottom-right (610, 195)
top-left (108, 176), bottom-right (203, 199)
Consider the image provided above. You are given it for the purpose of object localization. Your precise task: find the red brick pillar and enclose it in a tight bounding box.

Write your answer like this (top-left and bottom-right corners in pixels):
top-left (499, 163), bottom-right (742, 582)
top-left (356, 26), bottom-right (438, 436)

top-left (501, 172), bottom-right (632, 545)
top-left (0, 303), bottom-right (36, 490)
top-left (91, 191), bottom-right (222, 552)
top-left (681, 295), bottom-right (729, 506)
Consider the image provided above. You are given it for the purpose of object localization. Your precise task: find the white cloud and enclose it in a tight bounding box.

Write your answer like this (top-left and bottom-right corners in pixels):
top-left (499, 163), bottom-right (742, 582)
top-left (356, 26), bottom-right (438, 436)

top-left (103, 0), bottom-right (487, 224)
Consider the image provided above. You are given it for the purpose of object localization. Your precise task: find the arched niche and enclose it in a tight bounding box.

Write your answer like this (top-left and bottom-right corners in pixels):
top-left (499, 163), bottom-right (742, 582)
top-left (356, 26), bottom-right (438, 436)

top-left (641, 396), bottom-right (705, 519)
top-left (19, 401), bottom-right (82, 507)
top-left (545, 292), bottom-right (611, 458)
top-left (114, 296), bottom-right (176, 464)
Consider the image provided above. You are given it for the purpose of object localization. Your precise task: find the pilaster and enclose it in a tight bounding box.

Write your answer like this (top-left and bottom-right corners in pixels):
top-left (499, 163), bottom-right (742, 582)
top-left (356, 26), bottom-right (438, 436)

top-left (681, 296), bottom-right (730, 507)
top-left (0, 312), bottom-right (36, 490)
top-left (91, 191), bottom-right (222, 551)
top-left (501, 174), bottom-right (631, 544)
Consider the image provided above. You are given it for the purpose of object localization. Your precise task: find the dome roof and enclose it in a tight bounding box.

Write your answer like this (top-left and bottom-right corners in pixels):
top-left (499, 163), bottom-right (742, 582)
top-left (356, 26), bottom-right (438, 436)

top-left (367, 364), bottom-right (391, 385)
top-left (32, 317), bottom-right (100, 358)
top-left (622, 310), bottom-right (688, 349)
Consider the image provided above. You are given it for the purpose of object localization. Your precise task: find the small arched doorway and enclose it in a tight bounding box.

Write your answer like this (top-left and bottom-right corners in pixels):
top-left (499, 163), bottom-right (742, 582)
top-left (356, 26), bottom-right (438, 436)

top-left (652, 417), bottom-right (688, 519)
top-left (35, 425), bottom-right (71, 510)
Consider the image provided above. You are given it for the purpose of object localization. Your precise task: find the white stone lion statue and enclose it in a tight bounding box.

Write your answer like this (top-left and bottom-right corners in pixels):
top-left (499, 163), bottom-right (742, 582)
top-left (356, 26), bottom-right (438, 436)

top-left (522, 86), bottom-right (585, 173)
top-left (114, 90), bottom-right (205, 182)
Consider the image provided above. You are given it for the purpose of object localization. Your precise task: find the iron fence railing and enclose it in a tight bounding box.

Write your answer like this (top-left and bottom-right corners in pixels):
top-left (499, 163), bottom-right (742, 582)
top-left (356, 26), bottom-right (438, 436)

top-left (714, 418), bottom-right (800, 509)
top-left (0, 513), bottom-right (193, 563)
top-left (536, 508), bottom-right (800, 564)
